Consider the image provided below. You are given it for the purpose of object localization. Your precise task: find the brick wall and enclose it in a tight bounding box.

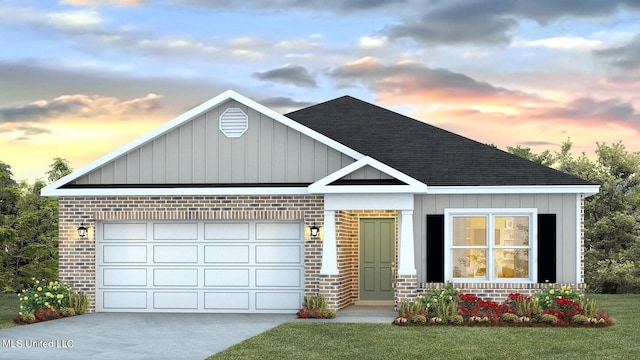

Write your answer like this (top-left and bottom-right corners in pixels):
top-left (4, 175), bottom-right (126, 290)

top-left (58, 195), bottom-right (324, 312)
top-left (419, 282), bottom-right (587, 303)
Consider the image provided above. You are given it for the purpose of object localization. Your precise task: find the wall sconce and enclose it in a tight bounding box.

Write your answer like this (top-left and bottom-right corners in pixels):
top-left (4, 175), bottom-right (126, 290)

top-left (309, 223), bottom-right (320, 238)
top-left (77, 224), bottom-right (88, 238)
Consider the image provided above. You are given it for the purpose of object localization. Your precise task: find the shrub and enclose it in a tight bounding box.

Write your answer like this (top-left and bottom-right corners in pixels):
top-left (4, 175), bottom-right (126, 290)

top-left (19, 278), bottom-right (72, 314)
top-left (505, 293), bottom-right (542, 319)
top-left (20, 313), bottom-right (36, 324)
top-left (458, 293), bottom-right (509, 322)
top-left (416, 283), bottom-right (460, 318)
top-left (60, 307), bottom-right (76, 317)
top-left (501, 313), bottom-right (520, 323)
top-left (410, 314), bottom-right (427, 324)
top-left (34, 308), bottom-right (61, 322)
top-left (297, 294), bottom-right (336, 319)
top-left (68, 291), bottom-right (90, 315)
top-left (571, 315), bottom-right (589, 325)
top-left (540, 313), bottom-right (559, 324)
top-left (543, 297), bottom-right (584, 324)
top-left (533, 283), bottom-right (583, 310)
top-left (449, 314), bottom-right (464, 325)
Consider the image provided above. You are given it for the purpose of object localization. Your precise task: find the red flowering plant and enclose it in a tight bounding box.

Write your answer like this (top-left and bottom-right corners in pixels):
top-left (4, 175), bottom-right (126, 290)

top-left (458, 293), bottom-right (509, 323)
top-left (543, 297), bottom-right (584, 324)
top-left (296, 294), bottom-right (336, 319)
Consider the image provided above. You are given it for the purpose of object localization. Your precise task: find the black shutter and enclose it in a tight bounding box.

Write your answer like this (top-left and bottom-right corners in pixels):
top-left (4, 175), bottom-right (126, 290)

top-left (537, 214), bottom-right (556, 283)
top-left (426, 215), bottom-right (445, 282)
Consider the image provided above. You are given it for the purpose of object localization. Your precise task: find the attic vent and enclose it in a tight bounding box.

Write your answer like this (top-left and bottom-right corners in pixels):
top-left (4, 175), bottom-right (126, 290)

top-left (219, 108), bottom-right (248, 137)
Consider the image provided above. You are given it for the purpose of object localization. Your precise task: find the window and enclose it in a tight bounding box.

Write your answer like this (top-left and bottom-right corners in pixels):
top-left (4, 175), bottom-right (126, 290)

top-left (445, 209), bottom-right (537, 282)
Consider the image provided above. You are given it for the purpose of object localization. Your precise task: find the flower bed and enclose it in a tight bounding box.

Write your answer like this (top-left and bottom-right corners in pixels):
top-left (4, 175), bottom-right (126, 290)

top-left (394, 284), bottom-right (614, 327)
top-left (13, 278), bottom-right (90, 325)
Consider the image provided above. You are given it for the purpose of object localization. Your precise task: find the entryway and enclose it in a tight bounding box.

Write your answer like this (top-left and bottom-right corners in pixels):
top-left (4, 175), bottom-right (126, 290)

top-left (359, 218), bottom-right (395, 301)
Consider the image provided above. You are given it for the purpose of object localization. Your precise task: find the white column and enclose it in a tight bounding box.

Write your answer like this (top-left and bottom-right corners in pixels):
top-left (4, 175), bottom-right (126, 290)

top-left (398, 209), bottom-right (417, 275)
top-left (320, 210), bottom-right (339, 275)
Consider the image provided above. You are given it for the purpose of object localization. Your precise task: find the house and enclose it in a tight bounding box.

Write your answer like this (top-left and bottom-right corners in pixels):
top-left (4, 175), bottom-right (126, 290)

top-left (42, 90), bottom-right (599, 313)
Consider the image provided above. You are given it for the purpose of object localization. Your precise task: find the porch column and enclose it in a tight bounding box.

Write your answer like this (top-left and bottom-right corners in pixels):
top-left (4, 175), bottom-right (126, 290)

top-left (398, 209), bottom-right (416, 275)
top-left (320, 210), bottom-right (339, 275)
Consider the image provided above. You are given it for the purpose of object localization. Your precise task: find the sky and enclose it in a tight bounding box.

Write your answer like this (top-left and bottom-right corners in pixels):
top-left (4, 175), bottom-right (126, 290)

top-left (1, 0), bottom-right (639, 183)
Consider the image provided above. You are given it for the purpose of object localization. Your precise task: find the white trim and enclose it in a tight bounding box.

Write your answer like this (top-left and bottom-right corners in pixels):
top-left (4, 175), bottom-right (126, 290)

top-left (576, 194), bottom-right (582, 283)
top-left (42, 90), bottom-right (364, 197)
top-left (320, 210), bottom-right (339, 275)
top-left (308, 156), bottom-right (428, 194)
top-left (398, 210), bottom-right (416, 275)
top-left (324, 193), bottom-right (414, 211)
top-left (42, 187), bottom-right (310, 197)
top-left (444, 208), bottom-right (538, 283)
top-left (428, 185), bottom-right (599, 195)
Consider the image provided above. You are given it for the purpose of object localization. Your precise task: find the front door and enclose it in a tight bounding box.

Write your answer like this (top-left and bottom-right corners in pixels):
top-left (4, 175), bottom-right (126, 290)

top-left (359, 218), bottom-right (395, 301)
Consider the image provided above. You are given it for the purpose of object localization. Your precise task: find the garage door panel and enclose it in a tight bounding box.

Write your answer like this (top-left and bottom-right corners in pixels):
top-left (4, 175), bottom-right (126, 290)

top-left (154, 245), bottom-right (198, 263)
top-left (204, 269), bottom-right (249, 287)
top-left (205, 223), bottom-right (249, 240)
top-left (154, 292), bottom-right (198, 309)
top-left (204, 245), bottom-right (249, 263)
top-left (255, 292), bottom-right (301, 311)
top-left (153, 223), bottom-right (198, 240)
top-left (102, 268), bottom-right (147, 286)
top-left (255, 245), bottom-right (302, 264)
top-left (256, 222), bottom-right (301, 240)
top-left (205, 292), bottom-right (250, 310)
top-left (256, 269), bottom-right (302, 287)
top-left (103, 223), bottom-right (147, 241)
top-left (103, 291), bottom-right (147, 309)
top-left (103, 245), bottom-right (147, 263)
top-left (153, 268), bottom-right (198, 287)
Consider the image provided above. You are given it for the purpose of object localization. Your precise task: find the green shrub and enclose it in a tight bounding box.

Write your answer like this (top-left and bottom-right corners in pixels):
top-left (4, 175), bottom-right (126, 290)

top-left (297, 294), bottom-right (336, 319)
top-left (449, 315), bottom-right (464, 325)
top-left (411, 314), bottom-right (427, 324)
top-left (571, 315), bottom-right (589, 325)
top-left (60, 307), bottom-right (76, 317)
top-left (540, 314), bottom-right (558, 324)
top-left (416, 283), bottom-right (460, 317)
top-left (20, 313), bottom-right (35, 324)
top-left (588, 259), bottom-right (640, 294)
top-left (501, 313), bottom-right (520, 323)
top-left (68, 291), bottom-right (90, 315)
top-left (19, 278), bottom-right (72, 313)
top-left (533, 283), bottom-right (584, 310)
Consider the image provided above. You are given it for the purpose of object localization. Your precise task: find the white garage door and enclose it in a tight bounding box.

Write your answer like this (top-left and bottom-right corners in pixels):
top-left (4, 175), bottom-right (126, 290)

top-left (96, 221), bottom-right (304, 313)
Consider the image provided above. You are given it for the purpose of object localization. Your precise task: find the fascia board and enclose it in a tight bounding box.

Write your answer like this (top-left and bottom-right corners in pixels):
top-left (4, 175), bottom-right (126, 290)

top-left (41, 187), bottom-right (310, 197)
top-left (427, 185), bottom-right (600, 195)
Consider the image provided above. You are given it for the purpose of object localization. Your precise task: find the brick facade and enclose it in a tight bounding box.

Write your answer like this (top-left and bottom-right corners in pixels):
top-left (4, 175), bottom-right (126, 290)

top-left (58, 195), bottom-right (324, 312)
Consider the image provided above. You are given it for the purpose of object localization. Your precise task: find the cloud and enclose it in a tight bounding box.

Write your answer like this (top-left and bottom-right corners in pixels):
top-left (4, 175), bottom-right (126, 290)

top-left (0, 94), bottom-right (163, 123)
top-left (62, 0), bottom-right (146, 6)
top-left (259, 96), bottom-right (314, 113)
top-left (535, 97), bottom-right (640, 124)
top-left (327, 57), bottom-right (539, 105)
top-left (382, 0), bottom-right (640, 45)
top-left (254, 65), bottom-right (317, 88)
top-left (520, 36), bottom-right (604, 50)
top-left (172, 0), bottom-right (409, 12)
top-left (595, 34), bottom-right (640, 69)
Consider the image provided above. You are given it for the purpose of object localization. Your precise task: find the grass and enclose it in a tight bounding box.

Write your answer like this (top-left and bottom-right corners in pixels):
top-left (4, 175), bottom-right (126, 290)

top-left (0, 293), bottom-right (19, 330)
top-left (208, 294), bottom-right (640, 360)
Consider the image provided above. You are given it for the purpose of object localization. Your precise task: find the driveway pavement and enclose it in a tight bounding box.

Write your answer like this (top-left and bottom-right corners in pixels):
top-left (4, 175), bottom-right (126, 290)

top-left (0, 313), bottom-right (293, 360)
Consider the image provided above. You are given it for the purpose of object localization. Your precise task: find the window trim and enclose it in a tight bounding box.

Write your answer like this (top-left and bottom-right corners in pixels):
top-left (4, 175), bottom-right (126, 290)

top-left (444, 208), bottom-right (538, 283)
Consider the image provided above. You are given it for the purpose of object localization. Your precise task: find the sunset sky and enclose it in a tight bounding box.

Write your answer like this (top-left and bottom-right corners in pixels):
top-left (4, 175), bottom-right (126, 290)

top-left (1, 0), bottom-right (639, 183)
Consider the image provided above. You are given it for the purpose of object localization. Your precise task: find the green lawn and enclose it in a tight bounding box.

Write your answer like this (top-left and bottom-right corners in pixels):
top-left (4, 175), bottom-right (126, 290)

top-left (0, 293), bottom-right (19, 329)
top-left (208, 294), bottom-right (640, 360)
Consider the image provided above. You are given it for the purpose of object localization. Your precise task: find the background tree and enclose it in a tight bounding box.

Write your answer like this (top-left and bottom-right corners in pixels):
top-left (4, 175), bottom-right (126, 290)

top-left (0, 158), bottom-right (72, 292)
top-left (509, 140), bottom-right (640, 293)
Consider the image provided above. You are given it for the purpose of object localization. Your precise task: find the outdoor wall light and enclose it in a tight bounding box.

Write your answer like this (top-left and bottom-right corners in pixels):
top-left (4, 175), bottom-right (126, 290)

top-left (310, 223), bottom-right (320, 238)
top-left (77, 224), bottom-right (88, 238)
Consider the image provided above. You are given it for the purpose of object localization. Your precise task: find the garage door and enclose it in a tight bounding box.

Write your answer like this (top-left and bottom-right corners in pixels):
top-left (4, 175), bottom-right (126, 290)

top-left (96, 221), bottom-right (304, 313)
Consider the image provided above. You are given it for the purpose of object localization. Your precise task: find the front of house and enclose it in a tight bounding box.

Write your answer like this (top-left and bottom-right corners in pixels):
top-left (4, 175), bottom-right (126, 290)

top-left (42, 90), bottom-right (598, 313)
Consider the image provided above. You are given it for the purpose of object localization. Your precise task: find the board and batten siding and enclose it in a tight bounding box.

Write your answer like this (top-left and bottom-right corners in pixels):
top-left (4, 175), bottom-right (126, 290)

top-left (413, 193), bottom-right (579, 283)
top-left (70, 99), bottom-right (373, 186)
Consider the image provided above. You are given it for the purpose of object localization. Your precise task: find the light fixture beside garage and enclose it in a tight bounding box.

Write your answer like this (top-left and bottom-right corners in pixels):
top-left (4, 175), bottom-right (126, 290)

top-left (310, 223), bottom-right (320, 238)
top-left (77, 224), bottom-right (88, 238)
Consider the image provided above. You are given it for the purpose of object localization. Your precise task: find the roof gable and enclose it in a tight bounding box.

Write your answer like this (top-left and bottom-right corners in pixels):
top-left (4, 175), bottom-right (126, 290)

top-left (42, 90), bottom-right (364, 196)
top-left (286, 96), bottom-right (596, 188)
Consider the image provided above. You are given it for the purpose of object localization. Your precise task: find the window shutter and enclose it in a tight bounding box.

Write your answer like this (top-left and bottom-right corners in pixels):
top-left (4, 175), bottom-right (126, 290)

top-left (537, 214), bottom-right (556, 283)
top-left (426, 215), bottom-right (445, 282)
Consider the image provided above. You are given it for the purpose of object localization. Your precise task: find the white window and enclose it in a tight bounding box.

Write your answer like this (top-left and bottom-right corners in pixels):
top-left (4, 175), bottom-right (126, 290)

top-left (444, 209), bottom-right (537, 282)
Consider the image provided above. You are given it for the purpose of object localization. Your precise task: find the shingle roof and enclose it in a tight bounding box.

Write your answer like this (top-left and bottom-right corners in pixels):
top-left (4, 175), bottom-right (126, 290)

top-left (286, 96), bottom-right (593, 187)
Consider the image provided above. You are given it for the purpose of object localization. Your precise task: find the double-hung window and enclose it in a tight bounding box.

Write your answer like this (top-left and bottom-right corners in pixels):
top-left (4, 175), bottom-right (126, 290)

top-left (444, 209), bottom-right (537, 282)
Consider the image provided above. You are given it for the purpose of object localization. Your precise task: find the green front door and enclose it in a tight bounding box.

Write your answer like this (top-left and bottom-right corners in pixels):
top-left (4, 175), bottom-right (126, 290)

top-left (359, 218), bottom-right (395, 301)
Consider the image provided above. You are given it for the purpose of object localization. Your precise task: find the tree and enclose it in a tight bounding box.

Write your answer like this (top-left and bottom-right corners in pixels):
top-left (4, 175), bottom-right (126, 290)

top-left (506, 145), bottom-right (555, 167)
top-left (46, 157), bottom-right (72, 182)
top-left (509, 140), bottom-right (640, 293)
top-left (0, 162), bottom-right (19, 291)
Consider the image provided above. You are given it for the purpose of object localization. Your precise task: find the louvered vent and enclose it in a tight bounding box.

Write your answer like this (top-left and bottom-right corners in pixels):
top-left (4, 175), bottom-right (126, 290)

top-left (219, 108), bottom-right (248, 138)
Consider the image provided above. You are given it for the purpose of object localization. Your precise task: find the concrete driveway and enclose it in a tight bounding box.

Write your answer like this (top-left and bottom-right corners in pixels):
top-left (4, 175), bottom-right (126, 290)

top-left (0, 313), bottom-right (293, 360)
